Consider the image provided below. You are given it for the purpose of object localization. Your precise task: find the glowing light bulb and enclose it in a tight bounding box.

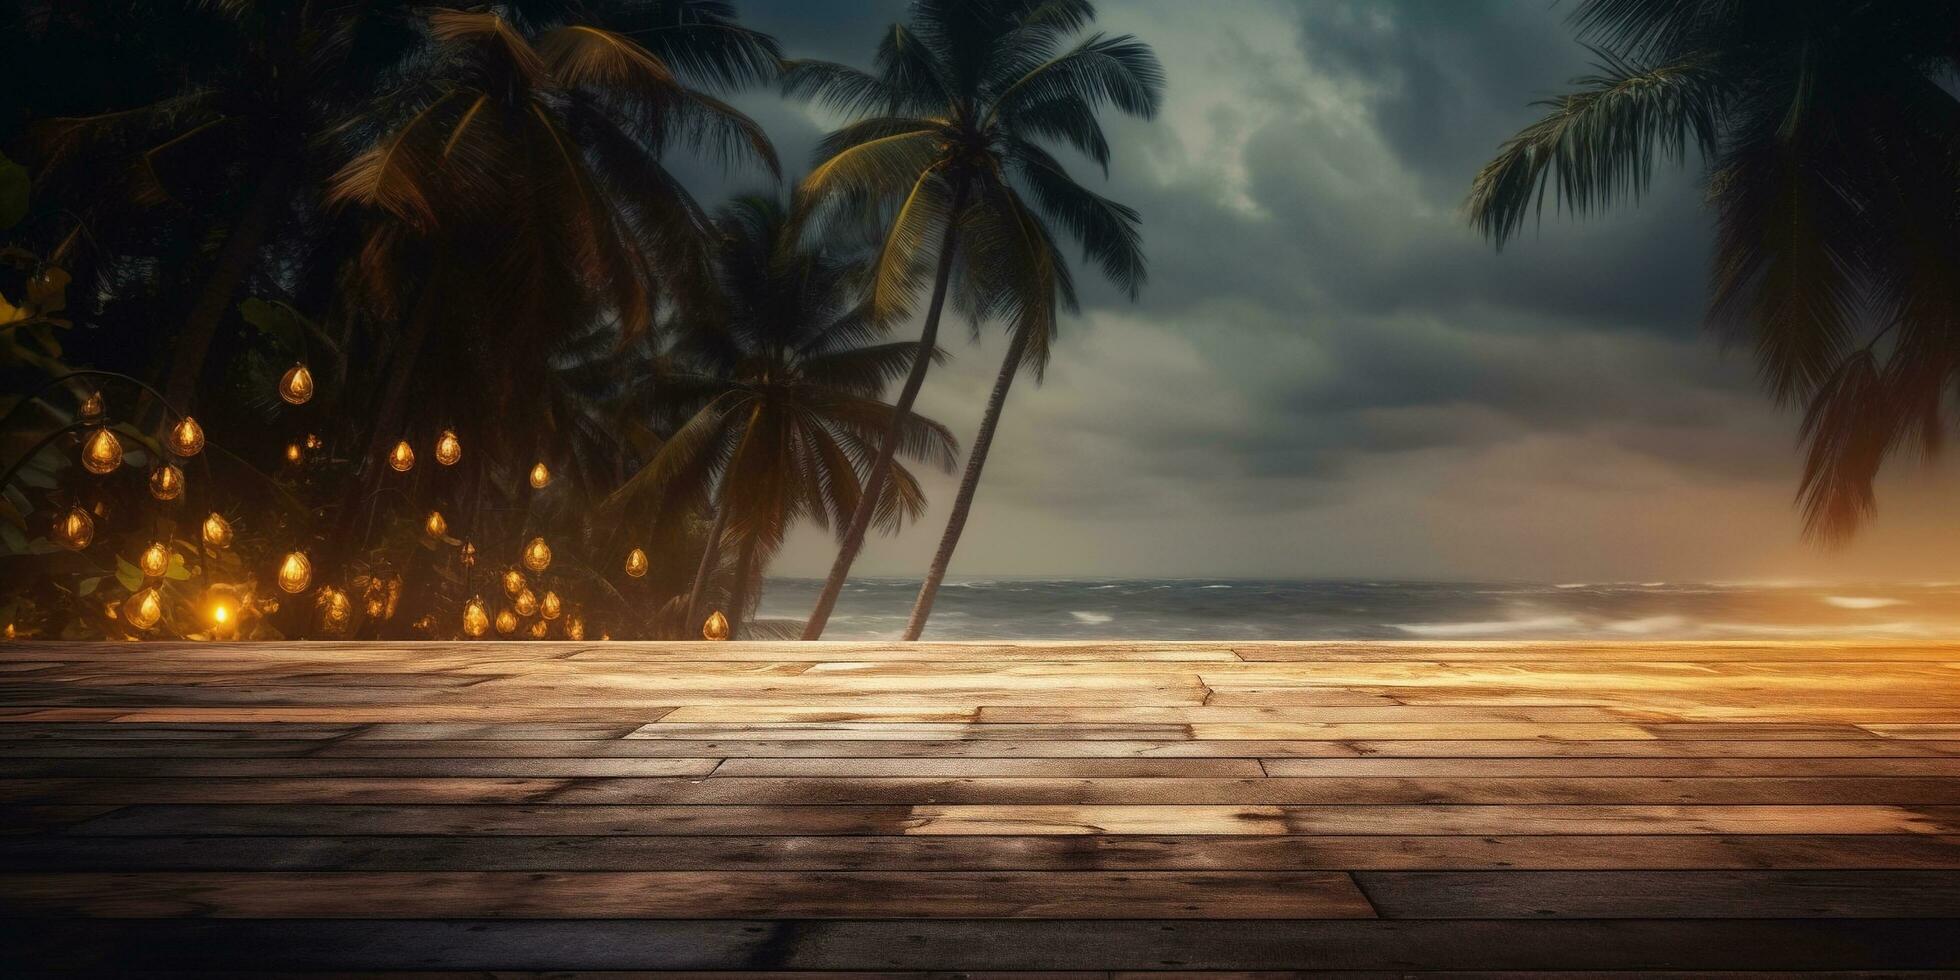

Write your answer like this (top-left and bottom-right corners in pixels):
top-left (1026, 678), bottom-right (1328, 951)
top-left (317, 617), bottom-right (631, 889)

top-left (434, 429), bottom-right (461, 466)
top-left (316, 587), bottom-right (352, 633)
top-left (539, 590), bottom-right (562, 620)
top-left (81, 427), bottom-right (123, 475)
top-left (513, 588), bottom-right (538, 617)
top-left (564, 615), bottom-right (585, 641)
top-left (210, 599), bottom-right (232, 628)
top-left (501, 568), bottom-right (525, 597)
top-left (277, 551), bottom-right (312, 594)
top-left (521, 536), bottom-right (551, 573)
top-left (124, 587), bottom-right (162, 630)
top-left (285, 443), bottom-right (303, 464)
top-left (138, 541), bottom-right (169, 578)
top-left (78, 390), bottom-right (105, 422)
top-left (304, 433), bottom-right (322, 451)
top-left (462, 596), bottom-right (490, 638)
top-left (53, 507), bottom-right (94, 551)
top-left (388, 440), bottom-right (415, 472)
top-left (279, 363), bottom-right (315, 405)
top-left (459, 541), bottom-right (476, 568)
top-left (202, 513), bottom-right (233, 550)
top-left (529, 462), bottom-right (550, 489)
top-left (525, 619), bottom-right (549, 639)
top-left (495, 607), bottom-right (519, 635)
top-left (425, 510), bottom-right (447, 538)
top-left (702, 610), bottom-right (730, 641)
top-left (624, 548), bottom-right (648, 578)
top-left (167, 416), bottom-right (205, 457)
top-left (148, 463), bottom-right (184, 501)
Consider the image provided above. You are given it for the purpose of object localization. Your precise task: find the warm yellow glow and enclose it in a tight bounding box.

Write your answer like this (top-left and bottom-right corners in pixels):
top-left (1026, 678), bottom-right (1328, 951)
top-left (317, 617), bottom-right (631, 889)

top-left (703, 610), bottom-right (730, 641)
top-left (148, 463), bottom-right (184, 501)
top-left (529, 462), bottom-right (551, 489)
top-left (462, 596), bottom-right (490, 638)
top-left (539, 590), bottom-right (562, 620)
top-left (495, 607), bottom-right (519, 635)
top-left (526, 618), bottom-right (550, 639)
top-left (564, 615), bottom-right (585, 641)
top-left (435, 429), bottom-right (462, 466)
top-left (211, 602), bottom-right (230, 625)
top-left (79, 390), bottom-right (105, 421)
top-left (138, 541), bottom-right (170, 578)
top-left (425, 510), bottom-right (447, 539)
top-left (459, 541), bottom-right (477, 568)
top-left (285, 443), bottom-right (303, 464)
top-left (202, 513), bottom-right (233, 550)
top-left (501, 568), bottom-right (525, 597)
top-left (514, 588), bottom-right (538, 617)
top-left (167, 416), bottom-right (205, 457)
top-left (277, 551), bottom-right (312, 594)
top-left (388, 440), bottom-right (415, 472)
top-left (624, 548), bottom-right (648, 578)
top-left (304, 433), bottom-right (322, 451)
top-left (104, 600), bottom-right (120, 620)
top-left (53, 506), bottom-right (94, 551)
top-left (316, 586), bottom-right (352, 633)
top-left (279, 363), bottom-right (315, 405)
top-left (81, 427), bottom-right (122, 475)
top-left (522, 536), bottom-right (551, 573)
top-left (123, 587), bottom-right (162, 630)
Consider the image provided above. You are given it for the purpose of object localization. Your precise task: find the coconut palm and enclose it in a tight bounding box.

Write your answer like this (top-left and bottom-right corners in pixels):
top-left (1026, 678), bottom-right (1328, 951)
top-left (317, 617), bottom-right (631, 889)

top-left (785, 0), bottom-right (1162, 638)
top-left (1466, 0), bottom-right (1960, 540)
top-left (604, 194), bottom-right (957, 638)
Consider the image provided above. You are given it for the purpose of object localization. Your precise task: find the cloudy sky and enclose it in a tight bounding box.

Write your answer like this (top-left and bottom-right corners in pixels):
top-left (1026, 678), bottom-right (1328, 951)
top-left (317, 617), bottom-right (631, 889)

top-left (728, 0), bottom-right (1960, 583)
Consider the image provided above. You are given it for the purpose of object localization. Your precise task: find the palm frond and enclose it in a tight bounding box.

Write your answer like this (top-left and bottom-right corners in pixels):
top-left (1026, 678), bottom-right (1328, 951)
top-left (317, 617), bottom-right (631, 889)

top-left (1009, 137), bottom-right (1143, 297)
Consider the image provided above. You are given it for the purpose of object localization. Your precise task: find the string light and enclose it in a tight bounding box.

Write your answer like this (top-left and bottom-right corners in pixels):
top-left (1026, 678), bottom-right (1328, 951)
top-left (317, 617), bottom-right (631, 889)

top-left (522, 536), bottom-right (551, 573)
top-left (702, 610), bottom-right (730, 641)
top-left (123, 587), bottom-right (162, 630)
top-left (138, 542), bottom-right (169, 578)
top-left (78, 390), bottom-right (105, 422)
top-left (316, 587), bottom-right (352, 633)
top-left (285, 442), bottom-right (303, 464)
top-left (53, 506), bottom-right (94, 551)
top-left (167, 416), bottom-right (205, 457)
top-left (459, 541), bottom-right (476, 568)
top-left (514, 588), bottom-right (538, 617)
top-left (529, 462), bottom-right (550, 489)
top-left (462, 596), bottom-right (490, 638)
top-left (148, 463), bottom-right (185, 501)
top-left (425, 510), bottom-right (447, 538)
top-left (207, 592), bottom-right (237, 634)
top-left (277, 552), bottom-right (313, 594)
top-left (388, 440), bottom-right (415, 472)
top-left (279, 363), bottom-right (315, 405)
top-left (501, 568), bottom-right (525, 597)
top-left (304, 433), bottom-right (322, 451)
top-left (525, 619), bottom-right (549, 639)
top-left (539, 590), bottom-right (562, 620)
top-left (434, 429), bottom-right (461, 466)
top-left (624, 548), bottom-right (648, 578)
top-left (202, 513), bottom-right (233, 550)
top-left (564, 614), bottom-right (585, 641)
top-left (81, 428), bottom-right (123, 475)
top-left (495, 607), bottom-right (519, 635)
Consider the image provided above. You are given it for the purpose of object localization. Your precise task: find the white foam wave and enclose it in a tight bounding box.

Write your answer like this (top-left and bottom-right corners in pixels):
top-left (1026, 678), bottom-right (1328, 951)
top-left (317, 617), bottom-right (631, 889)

top-left (1604, 615), bottom-right (1689, 635)
top-left (1394, 615), bottom-right (1585, 637)
top-left (1069, 611), bottom-right (1114, 624)
top-left (1823, 596), bottom-right (1905, 609)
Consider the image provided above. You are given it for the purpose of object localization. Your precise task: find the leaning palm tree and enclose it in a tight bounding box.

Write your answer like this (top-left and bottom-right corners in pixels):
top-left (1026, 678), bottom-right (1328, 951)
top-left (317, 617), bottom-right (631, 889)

top-left (1466, 0), bottom-right (1960, 541)
top-left (785, 0), bottom-right (1162, 639)
top-left (605, 194), bottom-right (957, 638)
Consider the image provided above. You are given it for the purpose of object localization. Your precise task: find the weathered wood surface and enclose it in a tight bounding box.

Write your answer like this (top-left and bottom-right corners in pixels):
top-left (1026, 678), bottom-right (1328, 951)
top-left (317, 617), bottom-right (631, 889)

top-left (2, 639), bottom-right (1958, 973)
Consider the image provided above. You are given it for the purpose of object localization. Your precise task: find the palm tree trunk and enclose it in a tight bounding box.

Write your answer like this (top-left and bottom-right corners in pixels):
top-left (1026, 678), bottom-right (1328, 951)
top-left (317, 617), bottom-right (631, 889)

top-left (330, 285), bottom-right (439, 549)
top-left (163, 159), bottom-right (297, 410)
top-left (903, 328), bottom-right (1027, 640)
top-left (684, 498), bottom-right (731, 635)
top-left (802, 186), bottom-right (968, 640)
top-left (726, 536), bottom-right (759, 640)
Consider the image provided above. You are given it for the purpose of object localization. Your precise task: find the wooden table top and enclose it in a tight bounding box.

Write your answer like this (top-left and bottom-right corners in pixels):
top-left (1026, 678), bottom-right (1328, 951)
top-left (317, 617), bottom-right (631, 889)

top-left (2, 639), bottom-right (1958, 973)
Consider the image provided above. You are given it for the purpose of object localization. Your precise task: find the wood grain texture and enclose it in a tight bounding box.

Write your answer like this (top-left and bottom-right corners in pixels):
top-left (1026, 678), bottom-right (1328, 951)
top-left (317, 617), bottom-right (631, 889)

top-left (3, 639), bottom-right (1957, 972)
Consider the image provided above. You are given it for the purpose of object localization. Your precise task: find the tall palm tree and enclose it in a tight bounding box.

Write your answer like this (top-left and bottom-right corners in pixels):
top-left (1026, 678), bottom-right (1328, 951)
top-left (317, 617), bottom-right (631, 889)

top-left (604, 194), bottom-right (957, 638)
top-left (1466, 0), bottom-right (1960, 540)
top-left (785, 0), bottom-right (1162, 638)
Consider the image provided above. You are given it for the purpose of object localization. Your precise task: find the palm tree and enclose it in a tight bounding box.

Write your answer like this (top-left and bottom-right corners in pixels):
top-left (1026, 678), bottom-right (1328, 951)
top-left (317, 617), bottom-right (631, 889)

top-left (1466, 0), bottom-right (1960, 540)
top-left (785, 0), bottom-right (1162, 638)
top-left (605, 194), bottom-right (957, 638)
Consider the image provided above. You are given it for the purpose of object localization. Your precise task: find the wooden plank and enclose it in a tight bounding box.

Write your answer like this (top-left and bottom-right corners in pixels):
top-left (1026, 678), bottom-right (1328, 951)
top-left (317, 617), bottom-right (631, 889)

top-left (0, 758), bottom-right (727, 778)
top-left (6, 834), bottom-right (1959, 872)
top-left (1256, 757), bottom-right (1960, 776)
top-left (1355, 870), bottom-right (1960, 918)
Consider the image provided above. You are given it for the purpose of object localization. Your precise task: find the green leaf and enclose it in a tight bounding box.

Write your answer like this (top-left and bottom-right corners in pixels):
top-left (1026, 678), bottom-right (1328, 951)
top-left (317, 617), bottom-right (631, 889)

top-left (77, 576), bottom-right (100, 596)
top-left (238, 297), bottom-right (315, 354)
top-left (165, 554), bottom-right (192, 581)
top-left (114, 557), bottom-right (143, 593)
top-left (0, 152), bottom-right (27, 231)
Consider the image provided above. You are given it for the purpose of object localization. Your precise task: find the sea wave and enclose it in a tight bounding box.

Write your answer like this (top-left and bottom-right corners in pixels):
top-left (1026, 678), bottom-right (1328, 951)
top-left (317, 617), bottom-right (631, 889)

top-left (1070, 611), bottom-right (1115, 624)
top-left (1394, 615), bottom-right (1585, 637)
top-left (1823, 596), bottom-right (1905, 609)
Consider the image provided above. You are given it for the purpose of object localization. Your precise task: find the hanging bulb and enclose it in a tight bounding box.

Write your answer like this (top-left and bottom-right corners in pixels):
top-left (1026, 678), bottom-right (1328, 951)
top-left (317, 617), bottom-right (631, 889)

top-left (78, 390), bottom-right (106, 423)
top-left (459, 541), bottom-right (476, 568)
top-left (495, 607), bottom-right (519, 635)
top-left (207, 592), bottom-right (238, 634)
top-left (462, 596), bottom-right (490, 638)
top-left (702, 610), bottom-right (730, 641)
top-left (81, 427), bottom-right (123, 475)
top-left (381, 574), bottom-right (403, 620)
top-left (513, 588), bottom-right (538, 617)
top-left (529, 462), bottom-right (550, 489)
top-left (285, 442), bottom-right (303, 464)
top-left (525, 619), bottom-right (550, 639)
top-left (564, 614), bottom-right (585, 641)
top-left (138, 542), bottom-right (170, 578)
top-left (521, 536), bottom-right (551, 573)
top-left (123, 587), bottom-right (163, 630)
top-left (434, 429), bottom-right (461, 466)
top-left (501, 568), bottom-right (525, 597)
top-left (316, 587), bottom-right (352, 633)
top-left (276, 551), bottom-right (312, 594)
top-left (53, 506), bottom-right (94, 551)
top-left (279, 363), bottom-right (315, 405)
top-left (387, 440), bottom-right (415, 472)
top-left (202, 513), bottom-right (233, 550)
top-left (148, 463), bottom-right (184, 501)
top-left (304, 433), bottom-right (323, 451)
top-left (167, 417), bottom-right (205, 457)
top-left (539, 590), bottom-right (562, 621)
top-left (624, 548), bottom-right (648, 578)
top-left (425, 510), bottom-right (447, 538)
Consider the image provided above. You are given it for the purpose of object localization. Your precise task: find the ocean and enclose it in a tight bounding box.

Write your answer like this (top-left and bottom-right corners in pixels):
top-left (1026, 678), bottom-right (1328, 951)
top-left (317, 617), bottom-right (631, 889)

top-left (755, 578), bottom-right (1960, 641)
